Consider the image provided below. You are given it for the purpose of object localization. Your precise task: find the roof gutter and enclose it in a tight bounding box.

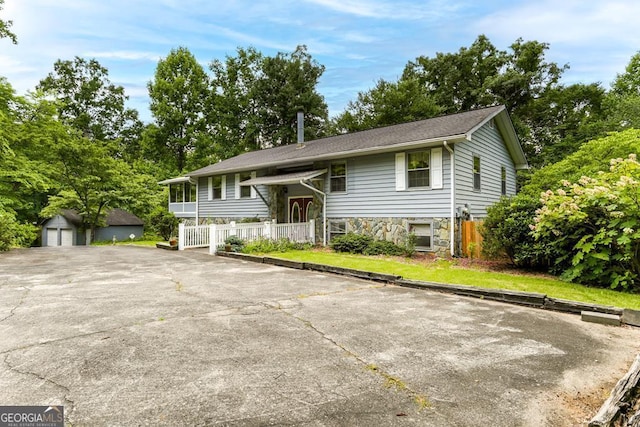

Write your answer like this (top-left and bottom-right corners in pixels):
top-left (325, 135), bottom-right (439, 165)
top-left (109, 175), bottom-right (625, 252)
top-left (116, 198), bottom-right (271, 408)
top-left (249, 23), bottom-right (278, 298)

top-left (299, 179), bottom-right (326, 246)
top-left (443, 141), bottom-right (455, 257)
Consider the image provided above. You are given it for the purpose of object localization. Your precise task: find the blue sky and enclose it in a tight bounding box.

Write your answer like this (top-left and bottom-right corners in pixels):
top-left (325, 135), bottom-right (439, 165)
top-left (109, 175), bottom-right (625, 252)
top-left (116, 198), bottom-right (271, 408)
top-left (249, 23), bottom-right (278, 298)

top-left (1, 0), bottom-right (639, 122)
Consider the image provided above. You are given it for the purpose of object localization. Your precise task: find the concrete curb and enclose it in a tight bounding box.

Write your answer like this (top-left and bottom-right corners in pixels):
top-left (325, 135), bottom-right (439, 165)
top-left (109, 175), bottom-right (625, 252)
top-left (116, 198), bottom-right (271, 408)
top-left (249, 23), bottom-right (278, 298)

top-left (396, 279), bottom-right (546, 308)
top-left (214, 251), bottom-right (637, 327)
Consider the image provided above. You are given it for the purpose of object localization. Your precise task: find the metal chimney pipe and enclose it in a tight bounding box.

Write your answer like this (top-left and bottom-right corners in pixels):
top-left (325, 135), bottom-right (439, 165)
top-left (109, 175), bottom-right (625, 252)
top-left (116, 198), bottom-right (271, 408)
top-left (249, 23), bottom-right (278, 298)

top-left (297, 110), bottom-right (304, 146)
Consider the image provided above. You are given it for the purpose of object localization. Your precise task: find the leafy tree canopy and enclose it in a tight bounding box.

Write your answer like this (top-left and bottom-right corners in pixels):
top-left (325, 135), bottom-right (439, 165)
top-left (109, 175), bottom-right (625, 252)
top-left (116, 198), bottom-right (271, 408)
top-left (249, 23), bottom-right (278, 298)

top-left (146, 46), bottom-right (210, 173)
top-left (208, 45), bottom-right (328, 160)
top-left (0, 0), bottom-right (17, 44)
top-left (521, 128), bottom-right (640, 197)
top-left (37, 56), bottom-right (142, 158)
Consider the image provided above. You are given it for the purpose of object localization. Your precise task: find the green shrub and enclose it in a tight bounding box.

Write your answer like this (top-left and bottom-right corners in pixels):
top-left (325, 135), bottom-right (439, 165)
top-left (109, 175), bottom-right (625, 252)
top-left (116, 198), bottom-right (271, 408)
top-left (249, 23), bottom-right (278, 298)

top-left (241, 237), bottom-right (311, 253)
top-left (480, 195), bottom-right (551, 268)
top-left (330, 233), bottom-right (373, 254)
top-left (0, 208), bottom-right (38, 251)
top-left (363, 239), bottom-right (406, 256)
top-left (331, 232), bottom-right (411, 256)
top-left (147, 207), bottom-right (178, 240)
top-left (223, 235), bottom-right (245, 252)
top-left (533, 154), bottom-right (640, 291)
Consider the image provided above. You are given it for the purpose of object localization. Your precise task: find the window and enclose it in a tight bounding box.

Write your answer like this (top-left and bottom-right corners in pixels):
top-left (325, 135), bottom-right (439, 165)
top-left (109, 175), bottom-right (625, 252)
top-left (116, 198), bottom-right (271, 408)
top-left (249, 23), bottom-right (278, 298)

top-left (170, 182), bottom-right (196, 202)
top-left (501, 166), bottom-right (507, 195)
top-left (239, 172), bottom-right (252, 198)
top-left (170, 183), bottom-right (183, 203)
top-left (329, 221), bottom-right (347, 242)
top-left (408, 223), bottom-right (432, 250)
top-left (473, 155), bottom-right (481, 191)
top-left (330, 162), bottom-right (347, 192)
top-left (212, 176), bottom-right (222, 199)
top-left (408, 151), bottom-right (430, 188)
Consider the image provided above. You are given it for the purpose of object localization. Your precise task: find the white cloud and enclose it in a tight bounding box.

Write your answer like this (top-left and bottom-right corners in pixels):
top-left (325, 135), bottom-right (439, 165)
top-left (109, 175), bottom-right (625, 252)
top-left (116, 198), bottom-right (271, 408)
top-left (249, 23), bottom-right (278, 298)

top-left (303, 0), bottom-right (460, 20)
top-left (342, 31), bottom-right (378, 44)
top-left (474, 0), bottom-right (640, 47)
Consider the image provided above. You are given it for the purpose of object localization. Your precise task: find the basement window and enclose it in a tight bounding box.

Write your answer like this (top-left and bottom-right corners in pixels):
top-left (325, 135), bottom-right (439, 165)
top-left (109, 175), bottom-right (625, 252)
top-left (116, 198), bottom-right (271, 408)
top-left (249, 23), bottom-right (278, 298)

top-left (408, 222), bottom-right (432, 251)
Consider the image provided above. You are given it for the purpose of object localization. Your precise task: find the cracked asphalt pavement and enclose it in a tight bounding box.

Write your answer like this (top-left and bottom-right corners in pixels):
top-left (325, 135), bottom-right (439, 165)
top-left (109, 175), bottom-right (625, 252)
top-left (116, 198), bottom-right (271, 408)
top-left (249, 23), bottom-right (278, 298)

top-left (1, 246), bottom-right (639, 426)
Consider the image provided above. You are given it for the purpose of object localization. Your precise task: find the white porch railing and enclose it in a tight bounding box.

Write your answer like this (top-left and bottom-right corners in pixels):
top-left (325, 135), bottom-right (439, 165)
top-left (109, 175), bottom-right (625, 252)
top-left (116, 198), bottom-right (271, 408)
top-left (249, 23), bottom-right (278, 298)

top-left (178, 220), bottom-right (315, 253)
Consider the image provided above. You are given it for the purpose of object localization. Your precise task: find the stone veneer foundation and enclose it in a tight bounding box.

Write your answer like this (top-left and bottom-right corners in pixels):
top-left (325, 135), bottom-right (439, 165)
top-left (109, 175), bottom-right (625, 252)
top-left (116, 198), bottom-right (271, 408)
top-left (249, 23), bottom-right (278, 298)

top-left (331, 217), bottom-right (452, 257)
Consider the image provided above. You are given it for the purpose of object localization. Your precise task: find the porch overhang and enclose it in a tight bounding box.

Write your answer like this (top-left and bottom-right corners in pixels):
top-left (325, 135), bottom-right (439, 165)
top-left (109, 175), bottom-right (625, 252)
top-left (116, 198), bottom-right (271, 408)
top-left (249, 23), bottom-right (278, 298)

top-left (158, 176), bottom-right (193, 185)
top-left (239, 169), bottom-right (327, 186)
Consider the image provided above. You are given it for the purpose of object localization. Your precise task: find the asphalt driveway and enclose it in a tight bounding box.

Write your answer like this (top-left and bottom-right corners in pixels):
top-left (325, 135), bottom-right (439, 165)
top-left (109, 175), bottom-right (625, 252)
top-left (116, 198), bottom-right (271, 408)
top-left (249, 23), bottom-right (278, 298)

top-left (1, 246), bottom-right (639, 426)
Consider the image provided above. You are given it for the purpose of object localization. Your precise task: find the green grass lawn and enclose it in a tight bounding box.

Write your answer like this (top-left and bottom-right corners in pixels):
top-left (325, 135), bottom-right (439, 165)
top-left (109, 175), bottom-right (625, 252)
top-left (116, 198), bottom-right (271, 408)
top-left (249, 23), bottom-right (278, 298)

top-left (91, 238), bottom-right (161, 247)
top-left (267, 250), bottom-right (640, 310)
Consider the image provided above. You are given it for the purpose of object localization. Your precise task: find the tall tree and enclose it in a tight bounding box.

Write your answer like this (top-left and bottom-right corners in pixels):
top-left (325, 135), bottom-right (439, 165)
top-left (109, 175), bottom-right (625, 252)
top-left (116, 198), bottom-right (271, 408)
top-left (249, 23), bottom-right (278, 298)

top-left (208, 47), bottom-right (263, 158)
top-left (42, 132), bottom-right (158, 243)
top-left (147, 47), bottom-right (210, 173)
top-left (0, 0), bottom-right (17, 44)
top-left (0, 79), bottom-right (60, 248)
top-left (0, 79), bottom-right (58, 221)
top-left (208, 45), bottom-right (328, 158)
top-left (332, 78), bottom-right (442, 133)
top-left (526, 83), bottom-right (606, 166)
top-left (604, 52), bottom-right (640, 132)
top-left (337, 35), bottom-right (580, 168)
top-left (37, 57), bottom-right (142, 156)
top-left (404, 35), bottom-right (508, 113)
top-left (253, 45), bottom-right (328, 147)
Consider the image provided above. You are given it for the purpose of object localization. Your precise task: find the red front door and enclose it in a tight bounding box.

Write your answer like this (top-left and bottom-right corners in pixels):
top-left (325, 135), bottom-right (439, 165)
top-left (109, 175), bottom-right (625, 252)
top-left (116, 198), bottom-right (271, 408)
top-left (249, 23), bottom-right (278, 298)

top-left (288, 197), bottom-right (314, 223)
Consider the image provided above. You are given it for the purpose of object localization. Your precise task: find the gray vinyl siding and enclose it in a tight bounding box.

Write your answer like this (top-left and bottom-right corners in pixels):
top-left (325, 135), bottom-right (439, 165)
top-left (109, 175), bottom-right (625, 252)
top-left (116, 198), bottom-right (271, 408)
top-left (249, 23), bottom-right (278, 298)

top-left (197, 175), bottom-right (269, 219)
top-left (455, 122), bottom-right (517, 218)
top-left (326, 150), bottom-right (451, 218)
top-left (95, 225), bottom-right (144, 242)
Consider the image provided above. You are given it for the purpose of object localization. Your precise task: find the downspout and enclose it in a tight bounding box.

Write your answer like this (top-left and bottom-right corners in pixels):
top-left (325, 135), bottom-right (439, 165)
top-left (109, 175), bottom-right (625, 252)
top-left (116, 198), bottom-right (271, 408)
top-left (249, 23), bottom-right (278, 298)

top-left (299, 179), bottom-right (326, 246)
top-left (193, 178), bottom-right (199, 225)
top-left (443, 141), bottom-right (455, 257)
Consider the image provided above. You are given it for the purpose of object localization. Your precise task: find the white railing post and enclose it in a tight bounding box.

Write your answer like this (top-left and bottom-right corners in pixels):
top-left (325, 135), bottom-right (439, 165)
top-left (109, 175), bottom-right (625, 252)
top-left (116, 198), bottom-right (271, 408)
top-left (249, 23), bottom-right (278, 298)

top-left (264, 221), bottom-right (272, 240)
top-left (309, 219), bottom-right (315, 244)
top-left (178, 223), bottom-right (185, 250)
top-left (209, 224), bottom-right (217, 254)
top-left (230, 221), bottom-right (236, 236)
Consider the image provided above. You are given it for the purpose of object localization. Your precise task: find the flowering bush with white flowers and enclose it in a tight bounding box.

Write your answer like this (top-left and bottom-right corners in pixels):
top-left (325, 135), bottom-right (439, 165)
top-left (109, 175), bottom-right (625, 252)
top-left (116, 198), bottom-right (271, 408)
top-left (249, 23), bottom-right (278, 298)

top-left (532, 154), bottom-right (640, 291)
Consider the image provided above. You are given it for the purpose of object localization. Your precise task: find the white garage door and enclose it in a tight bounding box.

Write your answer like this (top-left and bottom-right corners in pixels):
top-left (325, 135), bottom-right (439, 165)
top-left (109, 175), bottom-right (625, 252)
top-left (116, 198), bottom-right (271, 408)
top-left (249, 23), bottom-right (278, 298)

top-left (46, 228), bottom-right (58, 246)
top-left (60, 229), bottom-right (74, 246)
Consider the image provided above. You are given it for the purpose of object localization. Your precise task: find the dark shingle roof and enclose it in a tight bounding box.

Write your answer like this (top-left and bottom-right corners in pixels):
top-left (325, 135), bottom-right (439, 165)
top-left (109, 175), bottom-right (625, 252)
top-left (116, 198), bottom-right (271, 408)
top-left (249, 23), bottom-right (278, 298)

top-left (188, 105), bottom-right (509, 176)
top-left (60, 208), bottom-right (144, 226)
top-left (105, 208), bottom-right (144, 226)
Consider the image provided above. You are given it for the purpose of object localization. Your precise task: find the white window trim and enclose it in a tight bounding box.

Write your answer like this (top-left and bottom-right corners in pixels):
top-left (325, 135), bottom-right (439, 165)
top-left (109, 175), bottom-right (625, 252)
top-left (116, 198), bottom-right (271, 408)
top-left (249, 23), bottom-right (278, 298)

top-left (395, 153), bottom-right (406, 191)
top-left (431, 147), bottom-right (443, 189)
top-left (472, 154), bottom-right (481, 192)
top-left (235, 172), bottom-right (256, 199)
top-left (330, 161), bottom-right (347, 193)
top-left (408, 221), bottom-right (433, 251)
top-left (328, 220), bottom-right (348, 242)
top-left (399, 148), bottom-right (443, 190)
top-left (207, 177), bottom-right (213, 201)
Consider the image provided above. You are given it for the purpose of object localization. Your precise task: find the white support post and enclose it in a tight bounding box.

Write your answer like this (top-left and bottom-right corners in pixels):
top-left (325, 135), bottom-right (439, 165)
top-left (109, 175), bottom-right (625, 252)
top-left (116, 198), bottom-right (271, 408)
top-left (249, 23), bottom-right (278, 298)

top-left (178, 223), bottom-right (185, 251)
top-left (264, 221), bottom-right (272, 240)
top-left (209, 224), bottom-right (217, 255)
top-left (309, 219), bottom-right (315, 244)
top-left (230, 221), bottom-right (236, 236)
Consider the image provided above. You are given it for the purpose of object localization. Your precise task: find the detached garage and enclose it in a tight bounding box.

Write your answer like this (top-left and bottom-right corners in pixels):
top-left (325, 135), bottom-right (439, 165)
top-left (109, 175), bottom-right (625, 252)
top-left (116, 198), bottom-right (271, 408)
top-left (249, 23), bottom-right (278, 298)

top-left (42, 209), bottom-right (144, 246)
top-left (42, 210), bottom-right (84, 247)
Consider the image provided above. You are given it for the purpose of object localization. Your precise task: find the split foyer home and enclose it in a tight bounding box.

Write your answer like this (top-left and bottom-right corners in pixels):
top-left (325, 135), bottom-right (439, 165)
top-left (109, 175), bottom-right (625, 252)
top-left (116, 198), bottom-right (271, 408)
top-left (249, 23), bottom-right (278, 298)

top-left (161, 105), bottom-right (528, 256)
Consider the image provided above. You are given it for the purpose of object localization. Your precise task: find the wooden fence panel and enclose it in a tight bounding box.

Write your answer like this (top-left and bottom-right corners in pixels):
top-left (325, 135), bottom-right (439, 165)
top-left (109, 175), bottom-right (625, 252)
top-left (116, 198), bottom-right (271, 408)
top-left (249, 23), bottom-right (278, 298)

top-left (461, 220), bottom-right (483, 258)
